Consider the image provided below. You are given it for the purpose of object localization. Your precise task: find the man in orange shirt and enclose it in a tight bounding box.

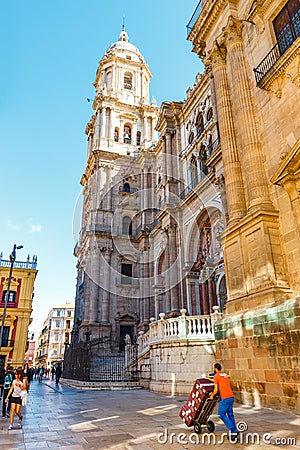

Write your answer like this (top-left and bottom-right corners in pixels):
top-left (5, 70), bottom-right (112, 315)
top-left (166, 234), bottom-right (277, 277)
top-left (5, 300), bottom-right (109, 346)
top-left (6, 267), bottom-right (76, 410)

top-left (210, 363), bottom-right (238, 437)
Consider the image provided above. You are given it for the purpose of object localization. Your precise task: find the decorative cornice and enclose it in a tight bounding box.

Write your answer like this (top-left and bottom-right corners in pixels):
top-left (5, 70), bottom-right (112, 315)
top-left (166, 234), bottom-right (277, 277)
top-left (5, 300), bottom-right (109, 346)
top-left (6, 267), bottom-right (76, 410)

top-left (271, 139), bottom-right (300, 187)
top-left (188, 0), bottom-right (227, 58)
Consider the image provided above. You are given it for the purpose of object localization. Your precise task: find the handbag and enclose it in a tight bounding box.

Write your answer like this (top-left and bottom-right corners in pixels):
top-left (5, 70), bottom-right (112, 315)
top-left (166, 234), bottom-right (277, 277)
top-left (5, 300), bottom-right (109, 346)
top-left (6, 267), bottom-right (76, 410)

top-left (20, 390), bottom-right (28, 406)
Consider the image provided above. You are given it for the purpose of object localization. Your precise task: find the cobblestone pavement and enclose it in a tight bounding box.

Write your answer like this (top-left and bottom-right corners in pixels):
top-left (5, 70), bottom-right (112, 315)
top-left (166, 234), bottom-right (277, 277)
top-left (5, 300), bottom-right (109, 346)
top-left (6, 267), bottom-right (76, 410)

top-left (0, 378), bottom-right (299, 449)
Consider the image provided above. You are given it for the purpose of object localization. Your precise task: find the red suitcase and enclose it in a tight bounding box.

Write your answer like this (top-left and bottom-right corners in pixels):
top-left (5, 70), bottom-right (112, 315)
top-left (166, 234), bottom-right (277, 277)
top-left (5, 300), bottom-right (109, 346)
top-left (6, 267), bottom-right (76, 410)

top-left (179, 378), bottom-right (218, 433)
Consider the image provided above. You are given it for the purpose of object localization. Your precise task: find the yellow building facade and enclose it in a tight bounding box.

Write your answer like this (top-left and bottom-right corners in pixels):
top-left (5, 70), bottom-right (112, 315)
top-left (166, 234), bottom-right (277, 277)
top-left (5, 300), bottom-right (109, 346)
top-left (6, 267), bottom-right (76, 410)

top-left (0, 253), bottom-right (38, 370)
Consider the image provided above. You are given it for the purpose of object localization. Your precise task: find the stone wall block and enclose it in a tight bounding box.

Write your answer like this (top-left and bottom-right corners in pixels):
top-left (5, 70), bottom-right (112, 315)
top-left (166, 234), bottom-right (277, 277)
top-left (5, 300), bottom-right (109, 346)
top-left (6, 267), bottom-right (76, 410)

top-left (282, 383), bottom-right (298, 398)
top-left (265, 383), bottom-right (284, 396)
top-left (264, 370), bottom-right (281, 382)
top-left (282, 396), bottom-right (297, 410)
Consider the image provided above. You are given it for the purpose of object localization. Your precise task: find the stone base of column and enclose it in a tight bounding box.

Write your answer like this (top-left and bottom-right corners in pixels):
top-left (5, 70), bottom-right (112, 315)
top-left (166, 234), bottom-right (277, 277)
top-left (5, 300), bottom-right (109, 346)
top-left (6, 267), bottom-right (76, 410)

top-left (222, 208), bottom-right (292, 313)
top-left (214, 298), bottom-right (300, 413)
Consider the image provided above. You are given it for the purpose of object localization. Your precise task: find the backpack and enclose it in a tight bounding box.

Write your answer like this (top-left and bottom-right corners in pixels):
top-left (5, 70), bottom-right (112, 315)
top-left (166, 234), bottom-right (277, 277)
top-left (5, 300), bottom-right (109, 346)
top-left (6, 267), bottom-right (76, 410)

top-left (4, 373), bottom-right (12, 389)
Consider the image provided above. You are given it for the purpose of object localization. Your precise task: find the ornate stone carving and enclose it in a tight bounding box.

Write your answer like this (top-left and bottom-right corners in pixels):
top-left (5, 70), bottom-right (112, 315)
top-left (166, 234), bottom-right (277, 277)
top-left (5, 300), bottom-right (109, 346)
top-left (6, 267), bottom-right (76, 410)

top-left (210, 41), bottom-right (226, 68)
top-left (286, 55), bottom-right (300, 89)
top-left (223, 15), bottom-right (243, 47)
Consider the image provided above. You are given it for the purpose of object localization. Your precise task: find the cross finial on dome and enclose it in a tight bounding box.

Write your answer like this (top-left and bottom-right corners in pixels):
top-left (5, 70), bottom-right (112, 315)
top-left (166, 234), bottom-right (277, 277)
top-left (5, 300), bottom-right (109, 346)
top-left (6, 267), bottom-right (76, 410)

top-left (119, 16), bottom-right (128, 41)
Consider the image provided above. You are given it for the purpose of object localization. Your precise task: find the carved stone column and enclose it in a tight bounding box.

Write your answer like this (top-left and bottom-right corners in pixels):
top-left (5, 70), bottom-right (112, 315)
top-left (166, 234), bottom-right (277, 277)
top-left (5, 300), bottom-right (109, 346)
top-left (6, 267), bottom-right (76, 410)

top-left (143, 116), bottom-right (148, 142)
top-left (224, 16), bottom-right (272, 212)
top-left (161, 137), bottom-right (167, 183)
top-left (200, 281), bottom-right (209, 315)
top-left (167, 224), bottom-right (180, 314)
top-left (96, 109), bottom-right (101, 146)
top-left (210, 42), bottom-right (247, 223)
top-left (88, 244), bottom-right (100, 324)
top-left (100, 107), bottom-right (106, 139)
top-left (100, 247), bottom-right (112, 324)
top-left (165, 131), bottom-right (173, 178)
top-left (164, 232), bottom-right (171, 313)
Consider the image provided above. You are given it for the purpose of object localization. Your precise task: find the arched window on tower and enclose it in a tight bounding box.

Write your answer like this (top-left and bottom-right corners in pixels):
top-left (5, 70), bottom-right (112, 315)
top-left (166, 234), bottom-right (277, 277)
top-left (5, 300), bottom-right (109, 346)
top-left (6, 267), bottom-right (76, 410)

top-left (199, 144), bottom-right (209, 176)
top-left (136, 131), bottom-right (141, 146)
top-left (106, 70), bottom-right (112, 90)
top-left (190, 155), bottom-right (198, 186)
top-left (207, 135), bottom-right (213, 157)
top-left (188, 131), bottom-right (194, 145)
top-left (206, 107), bottom-right (213, 122)
top-left (124, 72), bottom-right (133, 90)
top-left (124, 124), bottom-right (132, 144)
top-left (114, 127), bottom-right (119, 142)
top-left (196, 112), bottom-right (204, 136)
top-left (122, 216), bottom-right (132, 235)
top-left (123, 182), bottom-right (131, 192)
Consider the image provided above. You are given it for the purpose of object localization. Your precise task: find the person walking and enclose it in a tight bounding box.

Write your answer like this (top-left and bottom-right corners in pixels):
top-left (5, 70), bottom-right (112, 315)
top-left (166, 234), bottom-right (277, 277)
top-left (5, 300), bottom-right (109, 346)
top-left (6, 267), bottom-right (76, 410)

top-left (51, 366), bottom-right (55, 381)
top-left (2, 366), bottom-right (15, 418)
top-left (38, 366), bottom-right (44, 383)
top-left (0, 367), bottom-right (5, 399)
top-left (55, 364), bottom-right (62, 385)
top-left (209, 363), bottom-right (238, 439)
top-left (5, 367), bottom-right (28, 430)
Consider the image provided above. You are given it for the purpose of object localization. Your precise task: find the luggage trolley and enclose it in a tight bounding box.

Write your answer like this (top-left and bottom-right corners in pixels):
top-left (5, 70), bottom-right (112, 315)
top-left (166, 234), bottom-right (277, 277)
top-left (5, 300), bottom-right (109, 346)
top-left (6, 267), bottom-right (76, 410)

top-left (179, 377), bottom-right (219, 434)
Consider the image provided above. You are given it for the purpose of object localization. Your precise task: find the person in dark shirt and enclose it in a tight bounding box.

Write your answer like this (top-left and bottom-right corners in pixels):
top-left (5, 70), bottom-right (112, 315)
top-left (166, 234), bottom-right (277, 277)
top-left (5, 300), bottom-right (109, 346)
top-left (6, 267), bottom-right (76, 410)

top-left (55, 364), bottom-right (62, 385)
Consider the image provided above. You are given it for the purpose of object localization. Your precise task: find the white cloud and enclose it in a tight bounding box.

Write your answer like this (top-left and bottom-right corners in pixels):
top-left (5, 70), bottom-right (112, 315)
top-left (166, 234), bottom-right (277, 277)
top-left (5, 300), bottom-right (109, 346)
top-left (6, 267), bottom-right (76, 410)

top-left (30, 224), bottom-right (42, 233)
top-left (7, 220), bottom-right (22, 231)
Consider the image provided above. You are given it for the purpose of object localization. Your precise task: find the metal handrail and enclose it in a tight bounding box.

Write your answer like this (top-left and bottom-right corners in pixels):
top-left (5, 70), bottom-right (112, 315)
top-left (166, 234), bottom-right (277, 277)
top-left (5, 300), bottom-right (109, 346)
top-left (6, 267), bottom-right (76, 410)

top-left (0, 259), bottom-right (37, 270)
top-left (187, 0), bottom-right (209, 36)
top-left (254, 15), bottom-right (300, 84)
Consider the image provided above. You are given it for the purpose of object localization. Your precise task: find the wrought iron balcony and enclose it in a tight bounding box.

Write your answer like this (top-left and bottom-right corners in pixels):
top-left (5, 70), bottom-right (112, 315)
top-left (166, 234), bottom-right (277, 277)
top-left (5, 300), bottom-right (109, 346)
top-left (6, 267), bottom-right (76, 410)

top-left (187, 0), bottom-right (210, 37)
top-left (254, 14), bottom-right (300, 85)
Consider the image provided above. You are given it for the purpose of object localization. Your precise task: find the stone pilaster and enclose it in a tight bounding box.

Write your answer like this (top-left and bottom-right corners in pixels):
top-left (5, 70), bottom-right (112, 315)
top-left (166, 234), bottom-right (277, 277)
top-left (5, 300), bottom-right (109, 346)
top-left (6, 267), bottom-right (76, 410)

top-left (210, 41), bottom-right (247, 223)
top-left (100, 107), bottom-right (106, 139)
top-left (100, 247), bottom-right (112, 324)
top-left (167, 224), bottom-right (180, 315)
top-left (224, 16), bottom-right (272, 212)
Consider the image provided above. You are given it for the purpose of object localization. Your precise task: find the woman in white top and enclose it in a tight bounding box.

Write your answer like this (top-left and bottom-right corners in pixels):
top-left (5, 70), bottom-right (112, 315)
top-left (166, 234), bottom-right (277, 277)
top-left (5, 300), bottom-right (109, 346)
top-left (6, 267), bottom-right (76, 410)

top-left (5, 367), bottom-right (28, 430)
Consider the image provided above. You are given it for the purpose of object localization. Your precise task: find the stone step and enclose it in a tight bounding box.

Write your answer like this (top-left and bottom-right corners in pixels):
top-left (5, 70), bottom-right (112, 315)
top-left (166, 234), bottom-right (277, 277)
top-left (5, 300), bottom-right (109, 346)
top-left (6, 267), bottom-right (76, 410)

top-left (61, 378), bottom-right (142, 390)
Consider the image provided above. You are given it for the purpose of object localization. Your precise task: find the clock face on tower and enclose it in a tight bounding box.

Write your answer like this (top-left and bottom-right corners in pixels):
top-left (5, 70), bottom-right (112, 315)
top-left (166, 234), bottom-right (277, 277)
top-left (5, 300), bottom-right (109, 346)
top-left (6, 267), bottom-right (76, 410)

top-left (123, 91), bottom-right (134, 104)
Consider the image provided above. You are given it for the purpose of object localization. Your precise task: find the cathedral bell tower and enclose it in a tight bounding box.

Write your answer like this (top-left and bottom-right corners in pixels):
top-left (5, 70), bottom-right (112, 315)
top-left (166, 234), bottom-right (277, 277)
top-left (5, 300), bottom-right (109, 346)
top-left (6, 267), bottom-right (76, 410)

top-left (71, 28), bottom-right (159, 356)
top-left (86, 27), bottom-right (158, 156)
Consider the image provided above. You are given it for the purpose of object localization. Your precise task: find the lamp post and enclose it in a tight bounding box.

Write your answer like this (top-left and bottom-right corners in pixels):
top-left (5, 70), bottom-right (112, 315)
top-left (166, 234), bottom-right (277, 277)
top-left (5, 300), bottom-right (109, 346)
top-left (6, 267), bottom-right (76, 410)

top-left (0, 244), bottom-right (23, 354)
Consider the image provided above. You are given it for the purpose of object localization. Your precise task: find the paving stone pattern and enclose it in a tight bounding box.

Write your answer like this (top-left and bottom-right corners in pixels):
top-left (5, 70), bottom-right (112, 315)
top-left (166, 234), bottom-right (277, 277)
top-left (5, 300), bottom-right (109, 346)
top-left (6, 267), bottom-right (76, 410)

top-left (0, 378), bottom-right (299, 449)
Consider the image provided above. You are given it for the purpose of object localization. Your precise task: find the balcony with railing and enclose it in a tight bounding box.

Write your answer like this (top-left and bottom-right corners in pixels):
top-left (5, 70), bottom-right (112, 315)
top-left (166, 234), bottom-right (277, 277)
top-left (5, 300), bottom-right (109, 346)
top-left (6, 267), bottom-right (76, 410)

top-left (254, 13), bottom-right (300, 85)
top-left (187, 0), bottom-right (210, 37)
top-left (0, 253), bottom-right (37, 270)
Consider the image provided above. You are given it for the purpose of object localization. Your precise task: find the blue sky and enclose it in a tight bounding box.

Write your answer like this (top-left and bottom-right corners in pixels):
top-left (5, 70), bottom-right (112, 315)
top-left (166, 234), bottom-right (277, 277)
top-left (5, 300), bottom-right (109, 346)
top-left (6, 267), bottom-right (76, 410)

top-left (0, 0), bottom-right (202, 336)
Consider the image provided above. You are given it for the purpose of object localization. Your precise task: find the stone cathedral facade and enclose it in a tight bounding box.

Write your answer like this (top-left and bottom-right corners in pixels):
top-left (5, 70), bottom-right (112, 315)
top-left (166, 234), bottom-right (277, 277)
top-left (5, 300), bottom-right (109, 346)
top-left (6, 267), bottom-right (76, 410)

top-left (66, 0), bottom-right (300, 413)
top-left (66, 28), bottom-right (226, 382)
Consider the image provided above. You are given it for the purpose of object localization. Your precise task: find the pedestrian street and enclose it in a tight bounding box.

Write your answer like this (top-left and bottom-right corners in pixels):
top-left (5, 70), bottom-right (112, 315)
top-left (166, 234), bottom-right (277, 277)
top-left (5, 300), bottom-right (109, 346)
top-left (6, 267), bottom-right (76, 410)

top-left (0, 377), bottom-right (299, 449)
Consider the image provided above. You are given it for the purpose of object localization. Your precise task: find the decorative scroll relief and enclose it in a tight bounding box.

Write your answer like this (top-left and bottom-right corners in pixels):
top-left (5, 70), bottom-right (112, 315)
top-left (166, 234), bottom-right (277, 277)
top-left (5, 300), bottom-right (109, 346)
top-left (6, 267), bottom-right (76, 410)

top-left (286, 54), bottom-right (300, 88)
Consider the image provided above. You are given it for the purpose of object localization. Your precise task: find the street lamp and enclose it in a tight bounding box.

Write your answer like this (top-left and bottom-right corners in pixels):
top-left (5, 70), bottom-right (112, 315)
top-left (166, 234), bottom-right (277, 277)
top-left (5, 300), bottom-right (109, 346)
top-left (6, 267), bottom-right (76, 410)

top-left (0, 244), bottom-right (23, 354)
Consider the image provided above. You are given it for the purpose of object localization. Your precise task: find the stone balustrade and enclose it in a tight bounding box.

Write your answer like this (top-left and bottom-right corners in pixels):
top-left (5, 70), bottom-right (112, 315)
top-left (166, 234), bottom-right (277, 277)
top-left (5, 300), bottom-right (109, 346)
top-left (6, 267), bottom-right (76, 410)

top-left (137, 307), bottom-right (221, 355)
